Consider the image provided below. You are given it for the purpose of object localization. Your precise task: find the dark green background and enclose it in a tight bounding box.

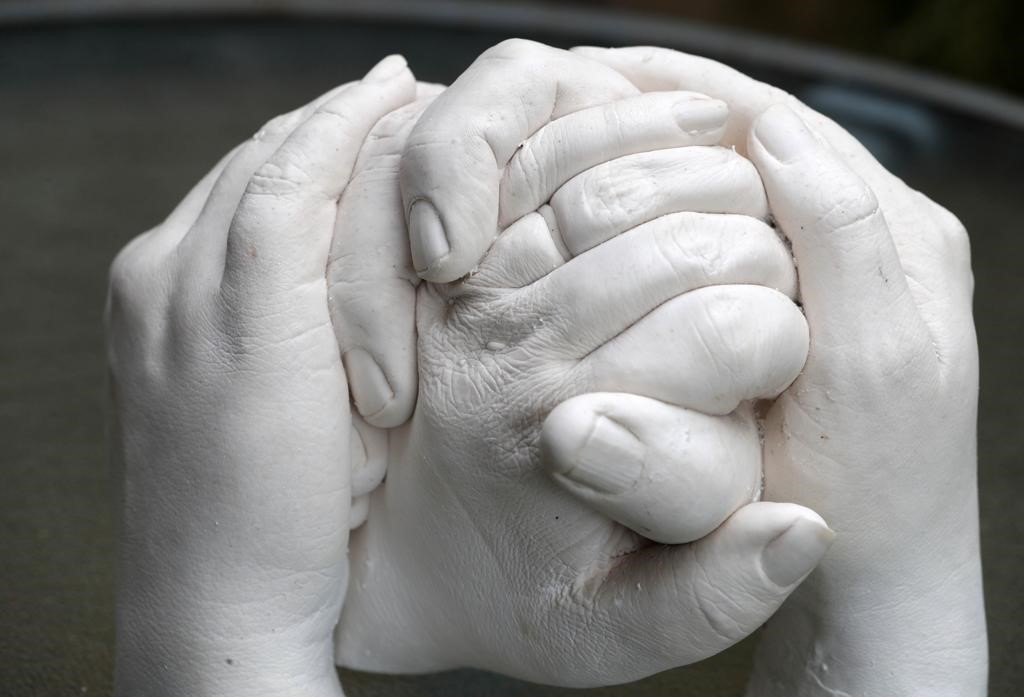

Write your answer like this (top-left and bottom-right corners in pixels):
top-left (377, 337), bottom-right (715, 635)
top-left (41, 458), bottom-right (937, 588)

top-left (1, 15), bottom-right (1021, 697)
top-left (598, 0), bottom-right (1024, 98)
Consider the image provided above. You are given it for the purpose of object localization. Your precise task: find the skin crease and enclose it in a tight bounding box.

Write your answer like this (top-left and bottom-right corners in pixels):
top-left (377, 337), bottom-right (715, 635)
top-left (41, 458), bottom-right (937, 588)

top-left (338, 159), bottom-right (818, 684)
top-left (109, 44), bottom-right (827, 696)
top-left (548, 46), bottom-right (987, 695)
top-left (336, 42), bottom-right (834, 688)
top-left (108, 57), bottom-right (424, 697)
top-left (337, 54), bottom-right (782, 544)
top-left (115, 40), bottom-right (980, 696)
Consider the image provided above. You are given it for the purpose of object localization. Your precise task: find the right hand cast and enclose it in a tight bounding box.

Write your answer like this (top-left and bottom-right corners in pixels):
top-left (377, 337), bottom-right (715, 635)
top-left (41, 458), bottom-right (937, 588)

top-left (336, 41), bottom-right (828, 687)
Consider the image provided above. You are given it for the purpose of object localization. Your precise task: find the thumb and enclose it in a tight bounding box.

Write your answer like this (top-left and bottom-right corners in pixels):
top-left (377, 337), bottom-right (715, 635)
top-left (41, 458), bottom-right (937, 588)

top-left (592, 502), bottom-right (834, 674)
top-left (541, 393), bottom-right (764, 544)
top-left (747, 104), bottom-right (922, 349)
top-left (400, 39), bottom-right (638, 282)
top-left (329, 98), bottom-right (431, 427)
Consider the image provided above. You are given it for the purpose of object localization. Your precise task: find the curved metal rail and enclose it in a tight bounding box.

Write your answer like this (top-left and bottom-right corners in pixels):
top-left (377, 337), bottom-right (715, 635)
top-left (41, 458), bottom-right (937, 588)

top-left (2, 0), bottom-right (1023, 130)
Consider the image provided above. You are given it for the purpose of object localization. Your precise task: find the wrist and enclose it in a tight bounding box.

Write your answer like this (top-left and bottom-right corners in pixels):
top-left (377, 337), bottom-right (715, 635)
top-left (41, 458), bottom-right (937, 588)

top-left (747, 516), bottom-right (987, 696)
top-left (115, 619), bottom-right (343, 697)
top-left (115, 576), bottom-right (344, 697)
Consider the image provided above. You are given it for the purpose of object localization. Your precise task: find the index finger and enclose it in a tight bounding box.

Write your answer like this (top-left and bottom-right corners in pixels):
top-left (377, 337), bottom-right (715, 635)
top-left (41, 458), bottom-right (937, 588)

top-left (329, 98), bottom-right (432, 427)
top-left (570, 45), bottom-right (901, 194)
top-left (400, 39), bottom-right (639, 282)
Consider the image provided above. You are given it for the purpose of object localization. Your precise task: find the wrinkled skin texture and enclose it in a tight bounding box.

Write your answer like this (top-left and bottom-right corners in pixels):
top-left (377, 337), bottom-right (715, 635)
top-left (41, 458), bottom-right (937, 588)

top-left (337, 208), bottom-right (820, 687)
top-left (108, 58), bottom-right (421, 697)
top-left (393, 38), bottom-right (821, 545)
top-left (336, 43), bottom-right (836, 688)
top-left (557, 46), bottom-right (988, 696)
top-left (112, 39), bottom-right (981, 697)
top-left (111, 42), bottom-right (826, 696)
top-left (109, 45), bottom-right (825, 696)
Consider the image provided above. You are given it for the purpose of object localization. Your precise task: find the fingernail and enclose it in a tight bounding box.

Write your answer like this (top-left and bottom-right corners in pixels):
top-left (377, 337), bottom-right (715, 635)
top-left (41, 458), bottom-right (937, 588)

top-left (752, 104), bottom-right (815, 163)
top-left (761, 515), bottom-right (835, 586)
top-left (343, 348), bottom-right (394, 419)
top-left (553, 416), bottom-right (645, 494)
top-left (409, 200), bottom-right (450, 273)
top-left (363, 54), bottom-right (407, 83)
top-left (675, 98), bottom-right (728, 133)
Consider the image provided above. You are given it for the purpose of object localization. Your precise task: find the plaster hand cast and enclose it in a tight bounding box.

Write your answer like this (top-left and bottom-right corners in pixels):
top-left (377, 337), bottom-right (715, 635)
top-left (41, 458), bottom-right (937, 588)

top-left (108, 57), bottom-right (424, 697)
top-left (335, 42), bottom-right (831, 687)
top-left (546, 46), bottom-right (987, 696)
top-left (108, 45), bottom-right (790, 695)
top-left (109, 39), bottom-right (976, 697)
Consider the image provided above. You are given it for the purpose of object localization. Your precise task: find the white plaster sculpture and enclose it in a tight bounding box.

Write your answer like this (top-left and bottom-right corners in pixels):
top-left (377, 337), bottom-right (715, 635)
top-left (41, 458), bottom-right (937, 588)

top-left (565, 46), bottom-right (988, 696)
top-left (108, 39), bottom-right (986, 697)
top-left (336, 41), bottom-right (824, 684)
top-left (108, 57), bottom-right (425, 696)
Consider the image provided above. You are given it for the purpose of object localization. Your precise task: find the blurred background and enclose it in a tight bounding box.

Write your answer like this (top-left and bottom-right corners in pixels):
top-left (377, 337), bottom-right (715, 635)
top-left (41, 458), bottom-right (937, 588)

top-left (1, 1), bottom-right (1021, 696)
top-left (603, 0), bottom-right (1024, 96)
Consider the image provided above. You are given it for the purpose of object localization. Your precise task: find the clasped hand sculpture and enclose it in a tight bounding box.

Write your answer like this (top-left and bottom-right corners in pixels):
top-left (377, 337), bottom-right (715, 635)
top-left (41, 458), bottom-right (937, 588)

top-left (107, 41), bottom-right (986, 696)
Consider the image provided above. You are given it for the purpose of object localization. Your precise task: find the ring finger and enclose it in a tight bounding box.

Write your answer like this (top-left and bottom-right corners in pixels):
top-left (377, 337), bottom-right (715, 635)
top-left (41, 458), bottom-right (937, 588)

top-left (472, 146), bottom-right (769, 290)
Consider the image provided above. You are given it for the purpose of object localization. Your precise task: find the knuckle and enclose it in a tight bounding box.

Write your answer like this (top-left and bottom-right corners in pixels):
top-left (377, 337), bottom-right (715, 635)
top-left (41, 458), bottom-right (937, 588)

top-left (245, 158), bottom-right (314, 199)
top-left (107, 231), bottom-right (160, 315)
top-left (105, 234), bottom-right (177, 377)
top-left (363, 102), bottom-right (420, 153)
top-left (818, 180), bottom-right (881, 234)
top-left (940, 214), bottom-right (970, 253)
top-left (314, 104), bottom-right (356, 134)
top-left (636, 47), bottom-right (662, 64)
top-left (488, 38), bottom-right (545, 60)
top-left (650, 215), bottom-right (722, 282)
top-left (253, 108), bottom-right (303, 141)
top-left (602, 100), bottom-right (630, 139)
top-left (921, 192), bottom-right (972, 263)
top-left (507, 141), bottom-right (549, 209)
top-left (108, 237), bottom-right (141, 295)
top-left (732, 218), bottom-right (797, 295)
top-left (584, 163), bottom-right (643, 227)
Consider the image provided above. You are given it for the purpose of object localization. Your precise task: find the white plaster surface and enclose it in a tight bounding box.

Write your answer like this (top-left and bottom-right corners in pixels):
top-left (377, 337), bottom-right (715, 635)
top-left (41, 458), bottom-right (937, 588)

top-left (108, 40), bottom-right (986, 697)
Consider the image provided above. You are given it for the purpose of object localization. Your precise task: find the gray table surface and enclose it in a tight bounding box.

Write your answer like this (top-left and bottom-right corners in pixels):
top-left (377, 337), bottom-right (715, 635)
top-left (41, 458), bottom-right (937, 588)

top-left (1, 18), bottom-right (1021, 696)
